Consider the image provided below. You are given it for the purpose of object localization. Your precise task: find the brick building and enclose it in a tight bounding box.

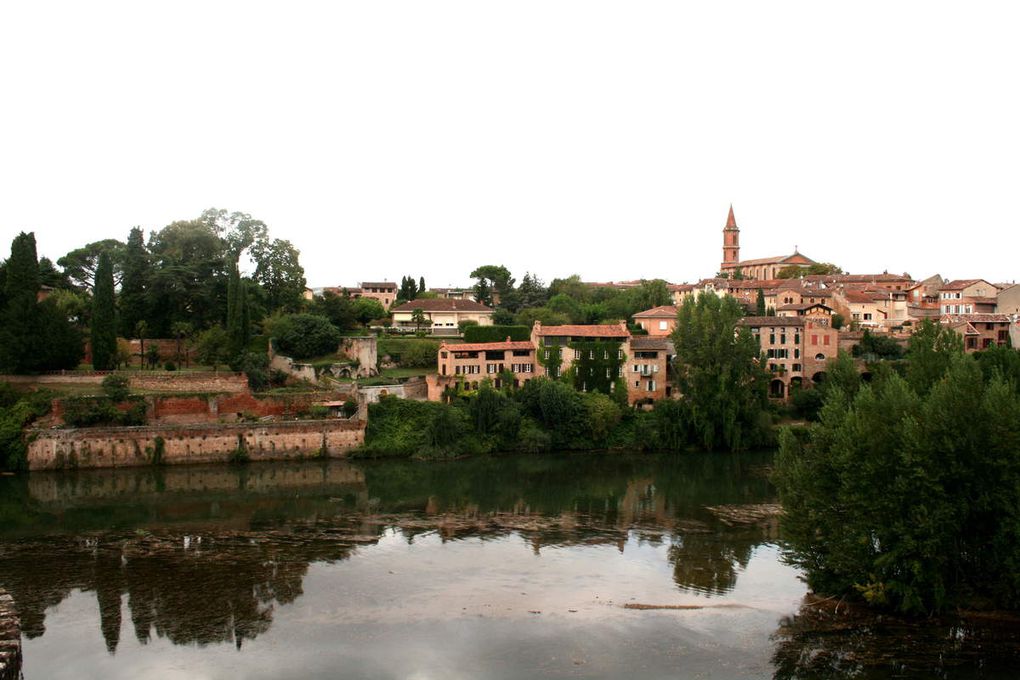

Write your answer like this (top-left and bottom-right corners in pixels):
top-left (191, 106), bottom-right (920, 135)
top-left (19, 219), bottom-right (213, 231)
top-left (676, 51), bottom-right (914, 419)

top-left (633, 305), bottom-right (678, 336)
top-left (738, 316), bottom-right (838, 399)
top-left (940, 313), bottom-right (1012, 352)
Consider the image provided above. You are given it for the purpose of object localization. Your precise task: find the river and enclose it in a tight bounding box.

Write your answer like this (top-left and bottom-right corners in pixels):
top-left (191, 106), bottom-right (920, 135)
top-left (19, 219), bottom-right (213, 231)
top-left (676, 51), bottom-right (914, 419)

top-left (0, 453), bottom-right (1017, 679)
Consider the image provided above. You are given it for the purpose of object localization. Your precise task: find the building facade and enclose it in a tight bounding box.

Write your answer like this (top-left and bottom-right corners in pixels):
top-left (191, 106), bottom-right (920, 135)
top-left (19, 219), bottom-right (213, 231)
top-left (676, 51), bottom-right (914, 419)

top-left (738, 316), bottom-right (839, 399)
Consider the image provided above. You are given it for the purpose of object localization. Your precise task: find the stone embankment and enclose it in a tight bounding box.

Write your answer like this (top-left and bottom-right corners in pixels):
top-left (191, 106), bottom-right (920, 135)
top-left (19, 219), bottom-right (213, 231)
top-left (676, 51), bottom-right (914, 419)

top-left (0, 589), bottom-right (20, 680)
top-left (27, 419), bottom-right (365, 470)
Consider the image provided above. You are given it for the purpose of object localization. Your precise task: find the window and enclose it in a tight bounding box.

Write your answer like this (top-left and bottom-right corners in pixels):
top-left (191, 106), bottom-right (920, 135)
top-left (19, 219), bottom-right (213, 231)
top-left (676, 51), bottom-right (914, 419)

top-left (647, 380), bottom-right (656, 392)
top-left (794, 348), bottom-right (800, 359)
top-left (792, 363), bottom-right (801, 372)
top-left (780, 333), bottom-right (786, 344)
top-left (769, 333), bottom-right (776, 344)
top-left (823, 336), bottom-right (830, 346)
top-left (794, 333), bottom-right (800, 344)
top-left (658, 321), bottom-right (668, 330)
top-left (811, 335), bottom-right (818, 345)
top-left (815, 353), bottom-right (825, 361)
top-left (863, 313), bottom-right (872, 321)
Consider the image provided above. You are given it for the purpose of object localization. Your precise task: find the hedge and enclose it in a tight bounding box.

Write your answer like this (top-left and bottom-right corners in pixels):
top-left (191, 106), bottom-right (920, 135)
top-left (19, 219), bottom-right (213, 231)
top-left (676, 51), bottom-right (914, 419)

top-left (463, 325), bottom-right (530, 343)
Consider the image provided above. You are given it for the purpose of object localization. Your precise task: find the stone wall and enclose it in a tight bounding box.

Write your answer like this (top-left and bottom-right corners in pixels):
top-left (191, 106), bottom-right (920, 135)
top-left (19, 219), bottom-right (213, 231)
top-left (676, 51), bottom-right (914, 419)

top-left (0, 589), bottom-right (20, 680)
top-left (0, 371), bottom-right (248, 394)
top-left (26, 420), bottom-right (365, 471)
top-left (338, 336), bottom-right (378, 377)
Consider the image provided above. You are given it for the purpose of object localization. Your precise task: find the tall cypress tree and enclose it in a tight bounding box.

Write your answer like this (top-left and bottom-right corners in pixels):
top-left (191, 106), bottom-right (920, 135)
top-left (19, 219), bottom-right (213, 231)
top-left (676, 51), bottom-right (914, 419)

top-left (119, 227), bottom-right (150, 337)
top-left (419, 276), bottom-right (426, 295)
top-left (0, 232), bottom-right (42, 373)
top-left (226, 262), bottom-right (247, 359)
top-left (91, 251), bottom-right (117, 370)
top-left (756, 288), bottom-right (766, 316)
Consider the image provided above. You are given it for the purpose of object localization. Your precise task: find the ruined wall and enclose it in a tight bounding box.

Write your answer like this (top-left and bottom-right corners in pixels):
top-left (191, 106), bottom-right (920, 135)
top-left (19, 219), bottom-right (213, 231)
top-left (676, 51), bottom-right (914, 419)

top-left (0, 590), bottom-right (20, 680)
top-left (339, 336), bottom-right (378, 377)
top-left (26, 420), bottom-right (365, 471)
top-left (269, 353), bottom-right (318, 382)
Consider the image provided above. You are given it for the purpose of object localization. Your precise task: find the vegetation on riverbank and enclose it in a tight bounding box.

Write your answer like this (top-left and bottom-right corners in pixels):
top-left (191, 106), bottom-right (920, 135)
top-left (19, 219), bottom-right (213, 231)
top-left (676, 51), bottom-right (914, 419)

top-left (774, 325), bottom-right (1020, 614)
top-left (358, 376), bottom-right (777, 459)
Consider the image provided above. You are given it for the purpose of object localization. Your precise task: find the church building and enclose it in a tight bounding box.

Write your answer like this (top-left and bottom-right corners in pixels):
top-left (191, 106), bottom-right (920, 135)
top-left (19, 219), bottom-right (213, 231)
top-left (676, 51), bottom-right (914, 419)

top-left (718, 206), bottom-right (817, 280)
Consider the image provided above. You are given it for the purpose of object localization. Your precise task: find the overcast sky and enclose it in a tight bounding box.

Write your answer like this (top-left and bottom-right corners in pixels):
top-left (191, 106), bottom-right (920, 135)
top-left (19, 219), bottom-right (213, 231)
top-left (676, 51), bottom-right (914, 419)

top-left (2, 1), bottom-right (1018, 289)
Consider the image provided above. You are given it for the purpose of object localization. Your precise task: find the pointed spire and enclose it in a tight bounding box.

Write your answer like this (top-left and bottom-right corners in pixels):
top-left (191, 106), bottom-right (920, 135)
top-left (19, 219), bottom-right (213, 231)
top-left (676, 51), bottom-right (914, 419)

top-left (725, 204), bottom-right (737, 230)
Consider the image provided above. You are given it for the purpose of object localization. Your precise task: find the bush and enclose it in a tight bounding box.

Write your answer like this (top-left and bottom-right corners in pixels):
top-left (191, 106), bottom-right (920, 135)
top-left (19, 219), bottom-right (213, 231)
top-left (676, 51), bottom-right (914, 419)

top-left (269, 313), bottom-right (342, 360)
top-left (62, 396), bottom-right (146, 427)
top-left (462, 325), bottom-right (530, 343)
top-left (458, 319), bottom-right (479, 334)
top-left (101, 374), bottom-right (131, 402)
top-left (164, 361), bottom-right (177, 371)
top-left (774, 355), bottom-right (1020, 614)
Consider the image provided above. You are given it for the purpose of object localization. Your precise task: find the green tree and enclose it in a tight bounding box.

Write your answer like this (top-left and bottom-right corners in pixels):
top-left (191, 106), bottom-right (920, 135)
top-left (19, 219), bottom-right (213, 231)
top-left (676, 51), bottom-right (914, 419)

top-left (310, 290), bottom-right (357, 331)
top-left (195, 325), bottom-right (230, 369)
top-left (90, 251), bottom-right (117, 370)
top-left (118, 227), bottom-right (150, 337)
top-left (352, 297), bottom-right (386, 327)
top-left (147, 218), bottom-right (227, 335)
top-left (470, 265), bottom-right (515, 304)
top-left (134, 320), bottom-right (149, 370)
top-left (411, 308), bottom-right (428, 333)
top-left (756, 288), bottom-right (766, 316)
top-left (0, 233), bottom-right (41, 372)
top-left (418, 276), bottom-right (426, 295)
top-left (250, 238), bottom-right (306, 313)
top-left (774, 356), bottom-right (1020, 614)
top-left (906, 318), bottom-right (964, 395)
top-left (56, 238), bottom-right (125, 291)
top-left (268, 314), bottom-right (341, 359)
top-left (776, 262), bottom-right (843, 279)
top-left (670, 291), bottom-right (771, 451)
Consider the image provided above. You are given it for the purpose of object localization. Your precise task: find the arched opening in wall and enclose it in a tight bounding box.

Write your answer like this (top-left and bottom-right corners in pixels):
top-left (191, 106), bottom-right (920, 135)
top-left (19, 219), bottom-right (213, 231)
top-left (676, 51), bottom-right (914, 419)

top-left (812, 372), bottom-right (827, 385)
top-left (379, 390), bottom-right (388, 397)
top-left (769, 379), bottom-right (786, 399)
top-left (814, 353), bottom-right (826, 361)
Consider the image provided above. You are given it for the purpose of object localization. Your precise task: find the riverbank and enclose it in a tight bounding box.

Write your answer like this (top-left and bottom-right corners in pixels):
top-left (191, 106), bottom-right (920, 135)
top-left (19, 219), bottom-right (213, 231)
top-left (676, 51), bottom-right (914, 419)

top-left (0, 589), bottom-right (20, 680)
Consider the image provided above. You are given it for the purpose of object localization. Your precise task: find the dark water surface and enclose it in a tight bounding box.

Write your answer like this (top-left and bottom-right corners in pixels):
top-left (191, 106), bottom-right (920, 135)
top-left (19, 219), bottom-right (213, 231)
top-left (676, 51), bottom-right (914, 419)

top-left (0, 453), bottom-right (1017, 679)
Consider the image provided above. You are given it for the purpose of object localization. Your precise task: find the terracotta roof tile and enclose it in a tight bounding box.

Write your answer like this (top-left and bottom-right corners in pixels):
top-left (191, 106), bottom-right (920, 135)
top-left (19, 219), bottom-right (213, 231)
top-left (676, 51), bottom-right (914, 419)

top-left (442, 341), bottom-right (534, 353)
top-left (534, 323), bottom-right (630, 338)
top-left (633, 305), bottom-right (678, 318)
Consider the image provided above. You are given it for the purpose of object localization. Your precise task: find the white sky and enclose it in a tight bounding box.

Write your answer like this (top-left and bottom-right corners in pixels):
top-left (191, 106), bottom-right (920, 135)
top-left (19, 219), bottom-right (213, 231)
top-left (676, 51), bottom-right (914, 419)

top-left (1, 1), bottom-right (1018, 289)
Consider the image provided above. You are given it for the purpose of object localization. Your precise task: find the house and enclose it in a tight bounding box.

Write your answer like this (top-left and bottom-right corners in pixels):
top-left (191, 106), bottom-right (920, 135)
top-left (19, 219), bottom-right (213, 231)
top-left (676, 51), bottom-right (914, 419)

top-left (940, 313), bottom-right (1012, 352)
top-left (633, 306), bottom-right (678, 336)
top-left (530, 321), bottom-right (631, 381)
top-left (390, 298), bottom-right (494, 335)
top-left (996, 284), bottom-right (1020, 316)
top-left (938, 279), bottom-right (999, 315)
top-left (718, 206), bottom-right (818, 280)
top-left (737, 316), bottom-right (839, 399)
top-left (776, 302), bottom-right (834, 319)
top-left (844, 290), bottom-right (888, 328)
top-left (359, 282), bottom-right (398, 310)
top-left (427, 339), bottom-right (537, 399)
top-left (626, 336), bottom-right (674, 404)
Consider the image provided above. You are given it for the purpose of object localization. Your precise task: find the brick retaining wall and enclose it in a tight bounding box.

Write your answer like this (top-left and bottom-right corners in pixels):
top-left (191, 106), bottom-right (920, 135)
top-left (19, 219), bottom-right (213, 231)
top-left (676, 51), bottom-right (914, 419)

top-left (27, 420), bottom-right (365, 470)
top-left (0, 590), bottom-right (19, 680)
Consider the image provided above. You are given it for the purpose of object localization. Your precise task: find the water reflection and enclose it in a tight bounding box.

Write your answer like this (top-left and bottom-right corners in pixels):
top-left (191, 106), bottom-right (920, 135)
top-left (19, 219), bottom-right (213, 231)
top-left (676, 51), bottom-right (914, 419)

top-left (0, 454), bottom-right (781, 671)
top-left (771, 595), bottom-right (1020, 679)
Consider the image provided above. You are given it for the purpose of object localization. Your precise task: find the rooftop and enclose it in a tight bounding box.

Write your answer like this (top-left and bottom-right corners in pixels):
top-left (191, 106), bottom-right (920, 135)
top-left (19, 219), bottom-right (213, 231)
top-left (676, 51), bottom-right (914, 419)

top-left (391, 299), bottom-right (493, 313)
top-left (442, 340), bottom-right (534, 353)
top-left (633, 305), bottom-right (678, 318)
top-left (533, 322), bottom-right (630, 338)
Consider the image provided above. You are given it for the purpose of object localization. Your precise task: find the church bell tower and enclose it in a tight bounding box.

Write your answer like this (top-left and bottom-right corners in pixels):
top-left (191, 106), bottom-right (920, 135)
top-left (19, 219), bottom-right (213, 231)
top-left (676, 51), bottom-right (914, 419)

top-left (721, 204), bottom-right (740, 272)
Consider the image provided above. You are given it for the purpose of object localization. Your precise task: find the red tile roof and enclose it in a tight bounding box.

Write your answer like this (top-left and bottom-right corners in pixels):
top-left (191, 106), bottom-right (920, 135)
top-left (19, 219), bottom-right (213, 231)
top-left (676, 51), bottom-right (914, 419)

top-left (633, 305), bottom-right (678, 318)
top-left (442, 341), bottom-right (534, 353)
top-left (361, 281), bottom-right (398, 289)
top-left (738, 316), bottom-right (806, 327)
top-left (391, 299), bottom-right (493, 312)
top-left (534, 323), bottom-right (630, 338)
top-left (940, 279), bottom-right (991, 291)
top-left (940, 313), bottom-right (1010, 324)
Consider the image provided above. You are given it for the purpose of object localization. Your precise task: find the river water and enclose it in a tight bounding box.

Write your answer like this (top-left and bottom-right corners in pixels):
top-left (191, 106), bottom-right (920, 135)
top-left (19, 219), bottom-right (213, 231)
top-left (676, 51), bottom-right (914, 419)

top-left (0, 454), bottom-right (1017, 679)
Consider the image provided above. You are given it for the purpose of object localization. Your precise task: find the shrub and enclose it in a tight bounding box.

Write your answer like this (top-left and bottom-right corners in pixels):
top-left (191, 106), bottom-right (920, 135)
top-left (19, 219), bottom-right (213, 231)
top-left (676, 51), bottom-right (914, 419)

top-left (269, 313), bottom-right (342, 360)
top-left (164, 361), bottom-right (177, 371)
top-left (101, 374), bottom-right (131, 402)
top-left (62, 396), bottom-right (146, 427)
top-left (462, 325), bottom-right (530, 343)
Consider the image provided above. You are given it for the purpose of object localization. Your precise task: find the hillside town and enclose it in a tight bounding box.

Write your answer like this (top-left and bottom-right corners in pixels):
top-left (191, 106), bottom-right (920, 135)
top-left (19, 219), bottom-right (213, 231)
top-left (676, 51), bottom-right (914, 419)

top-left (307, 205), bottom-right (1019, 404)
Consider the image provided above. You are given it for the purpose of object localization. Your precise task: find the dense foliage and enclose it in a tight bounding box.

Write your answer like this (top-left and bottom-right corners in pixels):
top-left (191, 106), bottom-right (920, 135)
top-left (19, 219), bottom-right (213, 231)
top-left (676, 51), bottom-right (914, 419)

top-left (267, 314), bottom-right (342, 360)
top-left (670, 291), bottom-right (772, 451)
top-left (0, 232), bottom-right (83, 373)
top-left (90, 252), bottom-right (117, 370)
top-left (462, 325), bottom-right (530, 343)
top-left (774, 346), bottom-right (1020, 614)
top-left (0, 385), bottom-right (54, 471)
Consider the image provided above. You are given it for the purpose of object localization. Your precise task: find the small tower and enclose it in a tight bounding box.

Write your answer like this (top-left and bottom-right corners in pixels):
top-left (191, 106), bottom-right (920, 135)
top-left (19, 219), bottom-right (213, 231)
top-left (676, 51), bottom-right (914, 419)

top-left (721, 204), bottom-right (740, 273)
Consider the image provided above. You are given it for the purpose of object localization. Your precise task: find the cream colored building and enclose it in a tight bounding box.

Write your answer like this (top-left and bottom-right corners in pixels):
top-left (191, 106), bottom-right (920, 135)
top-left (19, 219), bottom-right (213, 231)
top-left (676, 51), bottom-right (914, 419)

top-left (390, 299), bottom-right (494, 334)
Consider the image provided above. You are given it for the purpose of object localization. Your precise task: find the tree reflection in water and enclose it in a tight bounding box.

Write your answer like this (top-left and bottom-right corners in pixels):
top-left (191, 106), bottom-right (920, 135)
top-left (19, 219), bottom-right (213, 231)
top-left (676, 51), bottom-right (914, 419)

top-left (771, 595), bottom-right (1020, 679)
top-left (0, 454), bottom-right (777, 654)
